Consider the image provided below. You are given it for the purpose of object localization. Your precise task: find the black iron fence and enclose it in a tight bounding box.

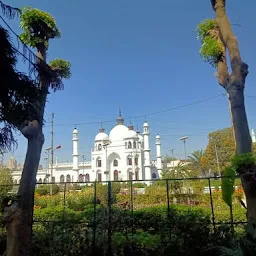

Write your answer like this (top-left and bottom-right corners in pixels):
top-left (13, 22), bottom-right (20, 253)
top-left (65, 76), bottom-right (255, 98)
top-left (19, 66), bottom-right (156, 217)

top-left (0, 177), bottom-right (248, 255)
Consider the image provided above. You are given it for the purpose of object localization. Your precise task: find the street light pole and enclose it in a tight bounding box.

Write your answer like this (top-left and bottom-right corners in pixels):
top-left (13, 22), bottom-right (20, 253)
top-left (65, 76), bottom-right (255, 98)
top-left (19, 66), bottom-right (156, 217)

top-left (180, 136), bottom-right (188, 161)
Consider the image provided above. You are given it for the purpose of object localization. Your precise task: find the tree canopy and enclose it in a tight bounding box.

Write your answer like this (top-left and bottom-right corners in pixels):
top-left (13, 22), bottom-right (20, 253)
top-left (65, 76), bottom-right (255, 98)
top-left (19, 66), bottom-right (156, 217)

top-left (202, 128), bottom-right (236, 173)
top-left (187, 150), bottom-right (207, 176)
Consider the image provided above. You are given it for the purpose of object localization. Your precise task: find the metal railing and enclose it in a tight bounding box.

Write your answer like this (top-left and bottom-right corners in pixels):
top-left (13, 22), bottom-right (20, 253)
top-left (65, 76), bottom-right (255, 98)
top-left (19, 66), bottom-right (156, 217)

top-left (0, 177), bottom-right (247, 255)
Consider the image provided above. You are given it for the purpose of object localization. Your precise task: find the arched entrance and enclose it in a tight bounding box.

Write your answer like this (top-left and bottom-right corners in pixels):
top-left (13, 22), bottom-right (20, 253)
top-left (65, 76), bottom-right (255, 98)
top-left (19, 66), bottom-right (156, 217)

top-left (79, 174), bottom-right (84, 182)
top-left (97, 171), bottom-right (102, 182)
top-left (85, 173), bottom-right (90, 182)
top-left (113, 170), bottom-right (118, 181)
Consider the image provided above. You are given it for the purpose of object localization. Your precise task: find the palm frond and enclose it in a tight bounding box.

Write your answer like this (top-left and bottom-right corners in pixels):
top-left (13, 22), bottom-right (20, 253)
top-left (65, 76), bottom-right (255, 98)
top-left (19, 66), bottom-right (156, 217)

top-left (0, 1), bottom-right (20, 19)
top-left (0, 26), bottom-right (40, 153)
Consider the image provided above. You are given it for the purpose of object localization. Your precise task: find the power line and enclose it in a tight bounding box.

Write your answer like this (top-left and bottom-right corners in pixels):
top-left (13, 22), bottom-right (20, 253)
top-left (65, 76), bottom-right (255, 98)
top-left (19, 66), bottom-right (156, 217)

top-left (54, 93), bottom-right (225, 127)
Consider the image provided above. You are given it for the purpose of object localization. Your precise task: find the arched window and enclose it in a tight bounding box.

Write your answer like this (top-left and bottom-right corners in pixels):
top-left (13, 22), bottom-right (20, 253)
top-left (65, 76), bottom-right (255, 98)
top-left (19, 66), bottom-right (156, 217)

top-left (133, 141), bottom-right (136, 148)
top-left (135, 157), bottom-right (139, 165)
top-left (14, 179), bottom-right (17, 184)
top-left (127, 156), bottom-right (132, 166)
top-left (113, 160), bottom-right (118, 167)
top-left (152, 173), bottom-right (157, 179)
top-left (114, 170), bottom-right (118, 181)
top-left (85, 173), bottom-right (90, 182)
top-left (79, 174), bottom-right (84, 182)
top-left (98, 144), bottom-right (102, 151)
top-left (38, 178), bottom-right (42, 184)
top-left (129, 171), bottom-right (133, 181)
top-left (135, 171), bottom-right (139, 181)
top-left (43, 178), bottom-right (47, 183)
top-left (66, 174), bottom-right (71, 183)
top-left (60, 175), bottom-right (65, 183)
top-left (128, 141), bottom-right (132, 149)
top-left (96, 158), bottom-right (102, 167)
top-left (97, 172), bottom-right (102, 182)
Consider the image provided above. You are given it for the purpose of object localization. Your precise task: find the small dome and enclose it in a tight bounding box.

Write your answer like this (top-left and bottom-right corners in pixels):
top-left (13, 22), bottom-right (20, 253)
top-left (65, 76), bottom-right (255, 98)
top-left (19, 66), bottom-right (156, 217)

top-left (138, 134), bottom-right (143, 142)
top-left (95, 128), bottom-right (109, 141)
top-left (156, 134), bottom-right (160, 139)
top-left (125, 129), bottom-right (138, 139)
top-left (143, 121), bottom-right (149, 127)
top-left (109, 124), bottom-right (128, 142)
top-left (73, 128), bottom-right (78, 134)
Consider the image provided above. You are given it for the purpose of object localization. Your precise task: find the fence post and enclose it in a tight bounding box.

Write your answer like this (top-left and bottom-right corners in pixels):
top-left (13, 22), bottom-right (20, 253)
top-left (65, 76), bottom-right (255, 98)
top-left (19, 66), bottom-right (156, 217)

top-left (62, 182), bottom-right (67, 221)
top-left (130, 180), bottom-right (134, 235)
top-left (107, 181), bottom-right (112, 256)
top-left (208, 178), bottom-right (216, 232)
top-left (166, 179), bottom-right (170, 218)
top-left (93, 181), bottom-right (97, 254)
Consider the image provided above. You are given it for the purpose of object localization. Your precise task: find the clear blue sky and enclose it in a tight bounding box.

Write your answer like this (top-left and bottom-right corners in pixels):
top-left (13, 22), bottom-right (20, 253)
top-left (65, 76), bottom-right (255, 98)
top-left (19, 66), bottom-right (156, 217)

top-left (2, 0), bottom-right (256, 166)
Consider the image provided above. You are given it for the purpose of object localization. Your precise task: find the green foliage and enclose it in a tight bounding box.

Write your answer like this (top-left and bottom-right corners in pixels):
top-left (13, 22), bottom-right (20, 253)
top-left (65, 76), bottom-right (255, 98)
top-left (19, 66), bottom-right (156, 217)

top-left (0, 27), bottom-right (40, 153)
top-left (196, 19), bottom-right (216, 41)
top-left (221, 167), bottom-right (236, 207)
top-left (231, 153), bottom-right (255, 174)
top-left (200, 36), bottom-right (223, 67)
top-left (20, 7), bottom-right (60, 48)
top-left (49, 59), bottom-right (71, 79)
top-left (187, 149), bottom-right (206, 176)
top-left (35, 184), bottom-right (59, 196)
top-left (215, 226), bottom-right (256, 255)
top-left (196, 18), bottom-right (223, 67)
top-left (203, 128), bottom-right (236, 174)
top-left (0, 168), bottom-right (13, 201)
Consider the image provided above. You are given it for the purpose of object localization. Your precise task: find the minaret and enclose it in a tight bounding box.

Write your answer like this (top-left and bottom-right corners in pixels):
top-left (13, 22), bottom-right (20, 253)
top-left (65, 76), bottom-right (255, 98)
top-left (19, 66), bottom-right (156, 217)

top-left (143, 121), bottom-right (151, 180)
top-left (252, 129), bottom-right (256, 143)
top-left (156, 134), bottom-right (163, 172)
top-left (72, 128), bottom-right (79, 182)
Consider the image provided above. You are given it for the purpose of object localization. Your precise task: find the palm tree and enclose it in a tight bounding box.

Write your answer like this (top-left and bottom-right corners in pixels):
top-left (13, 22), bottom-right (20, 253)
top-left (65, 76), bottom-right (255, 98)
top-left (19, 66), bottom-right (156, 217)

top-left (187, 150), bottom-right (206, 176)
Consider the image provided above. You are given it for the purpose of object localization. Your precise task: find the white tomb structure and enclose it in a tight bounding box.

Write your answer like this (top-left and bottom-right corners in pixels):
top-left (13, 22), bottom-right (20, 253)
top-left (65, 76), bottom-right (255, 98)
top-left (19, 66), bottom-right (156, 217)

top-left (12, 111), bottom-right (163, 184)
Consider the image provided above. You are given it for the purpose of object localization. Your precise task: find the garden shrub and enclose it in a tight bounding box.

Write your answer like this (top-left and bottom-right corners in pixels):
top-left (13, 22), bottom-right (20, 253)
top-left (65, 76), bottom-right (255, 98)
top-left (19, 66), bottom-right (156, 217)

top-left (35, 184), bottom-right (59, 195)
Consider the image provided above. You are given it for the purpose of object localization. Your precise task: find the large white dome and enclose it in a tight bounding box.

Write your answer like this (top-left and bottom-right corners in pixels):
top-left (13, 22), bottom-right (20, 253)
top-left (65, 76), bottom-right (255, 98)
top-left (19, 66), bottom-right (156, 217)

top-left (109, 124), bottom-right (128, 142)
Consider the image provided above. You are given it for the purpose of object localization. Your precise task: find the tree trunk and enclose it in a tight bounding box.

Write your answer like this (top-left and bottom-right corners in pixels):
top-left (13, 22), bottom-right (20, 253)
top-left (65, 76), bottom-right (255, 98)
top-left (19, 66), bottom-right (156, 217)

top-left (211, 0), bottom-right (255, 225)
top-left (3, 43), bottom-right (47, 256)
top-left (227, 85), bottom-right (251, 154)
top-left (3, 126), bottom-right (44, 256)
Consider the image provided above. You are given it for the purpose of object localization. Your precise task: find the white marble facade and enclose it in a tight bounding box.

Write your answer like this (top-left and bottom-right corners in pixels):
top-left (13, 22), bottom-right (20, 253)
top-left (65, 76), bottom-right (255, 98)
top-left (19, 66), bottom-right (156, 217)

top-left (13, 111), bottom-right (163, 184)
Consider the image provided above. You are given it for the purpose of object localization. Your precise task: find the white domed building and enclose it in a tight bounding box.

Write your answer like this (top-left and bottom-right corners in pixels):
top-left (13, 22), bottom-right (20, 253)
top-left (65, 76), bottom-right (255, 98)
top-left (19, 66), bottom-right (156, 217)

top-left (88, 110), bottom-right (162, 182)
top-left (11, 111), bottom-right (163, 184)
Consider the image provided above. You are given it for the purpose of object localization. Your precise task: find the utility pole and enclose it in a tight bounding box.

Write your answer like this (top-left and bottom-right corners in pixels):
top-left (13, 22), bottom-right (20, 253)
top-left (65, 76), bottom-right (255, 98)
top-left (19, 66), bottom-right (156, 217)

top-left (50, 113), bottom-right (54, 195)
top-left (180, 136), bottom-right (188, 161)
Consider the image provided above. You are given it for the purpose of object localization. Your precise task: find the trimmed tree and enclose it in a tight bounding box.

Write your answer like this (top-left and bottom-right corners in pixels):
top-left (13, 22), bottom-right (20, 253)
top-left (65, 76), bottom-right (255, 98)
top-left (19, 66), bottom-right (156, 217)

top-left (196, 0), bottom-right (256, 224)
top-left (1, 7), bottom-right (71, 256)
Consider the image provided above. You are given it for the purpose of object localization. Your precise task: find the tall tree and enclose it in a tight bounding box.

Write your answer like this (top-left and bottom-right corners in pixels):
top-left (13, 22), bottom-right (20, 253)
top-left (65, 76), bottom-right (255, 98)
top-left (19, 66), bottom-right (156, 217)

top-left (202, 128), bottom-right (236, 173)
top-left (1, 7), bottom-right (71, 256)
top-left (187, 150), bottom-right (206, 176)
top-left (196, 0), bottom-right (256, 224)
